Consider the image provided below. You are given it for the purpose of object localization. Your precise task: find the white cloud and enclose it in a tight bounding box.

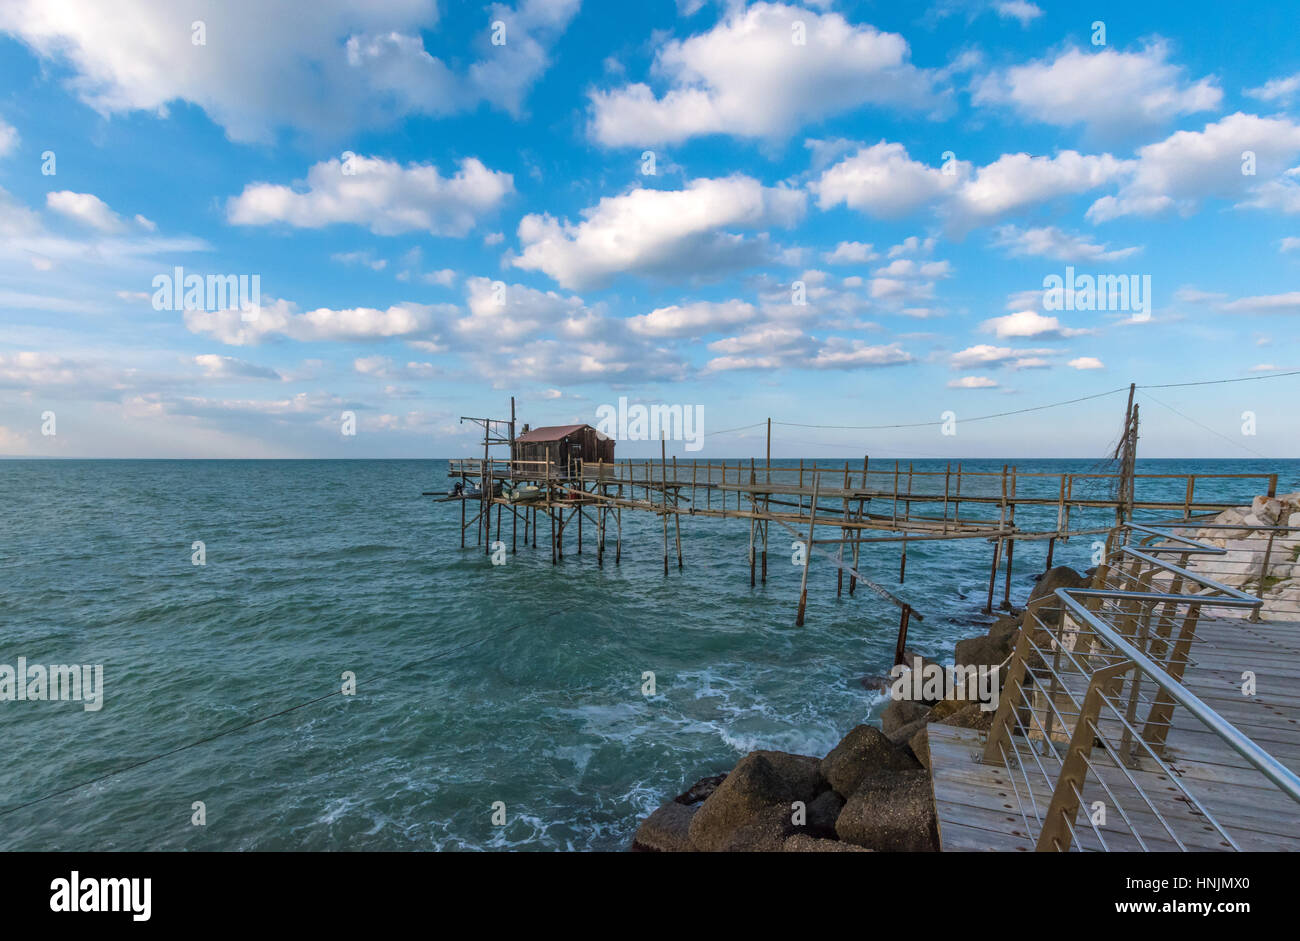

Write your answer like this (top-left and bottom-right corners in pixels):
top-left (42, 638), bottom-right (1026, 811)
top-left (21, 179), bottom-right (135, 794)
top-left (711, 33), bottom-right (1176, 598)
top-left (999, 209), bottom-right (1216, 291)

top-left (352, 356), bottom-right (437, 380)
top-left (587, 3), bottom-right (946, 146)
top-left (992, 224), bottom-right (1141, 261)
top-left (193, 354), bottom-right (281, 380)
top-left (704, 329), bottom-right (911, 372)
top-left (512, 175), bottom-right (806, 289)
top-left (456, 277), bottom-right (588, 342)
top-left (948, 375), bottom-right (999, 388)
top-left (1086, 113), bottom-right (1300, 222)
top-left (0, 116), bottom-right (17, 156)
top-left (228, 154), bottom-right (513, 236)
top-left (810, 141), bottom-right (961, 217)
top-left (626, 299), bottom-right (756, 337)
top-left (1220, 291), bottom-right (1300, 315)
top-left (331, 251), bottom-right (388, 271)
top-left (46, 191), bottom-right (125, 232)
top-left (1246, 72), bottom-right (1300, 106)
top-left (0, 0), bottom-right (576, 142)
top-left (822, 241), bottom-right (879, 264)
top-left (950, 343), bottom-right (1054, 368)
top-left (812, 140), bottom-right (1128, 228)
top-left (980, 309), bottom-right (1091, 339)
top-left (184, 297), bottom-right (452, 345)
top-left (1068, 356), bottom-right (1104, 369)
top-left (1239, 167), bottom-right (1300, 215)
top-left (973, 42), bottom-right (1221, 138)
top-left (1280, 236), bottom-right (1300, 253)
top-left (993, 1), bottom-right (1042, 26)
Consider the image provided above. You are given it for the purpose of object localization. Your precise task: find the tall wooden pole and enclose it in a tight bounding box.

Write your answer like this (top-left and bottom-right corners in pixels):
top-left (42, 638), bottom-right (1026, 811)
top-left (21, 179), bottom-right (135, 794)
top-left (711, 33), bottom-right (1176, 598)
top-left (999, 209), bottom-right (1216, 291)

top-left (795, 473), bottom-right (820, 627)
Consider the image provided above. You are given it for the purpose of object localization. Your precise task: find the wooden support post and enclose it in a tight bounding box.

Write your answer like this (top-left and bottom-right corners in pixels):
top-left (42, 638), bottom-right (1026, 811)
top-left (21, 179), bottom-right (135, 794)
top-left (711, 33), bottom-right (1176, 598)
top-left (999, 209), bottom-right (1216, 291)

top-left (795, 474), bottom-right (820, 626)
top-left (983, 538), bottom-right (1002, 615)
top-left (460, 486), bottom-right (466, 548)
top-left (894, 605), bottom-right (912, 667)
top-left (550, 509), bottom-right (556, 564)
top-left (749, 465), bottom-right (757, 587)
top-left (674, 458), bottom-right (683, 571)
top-left (661, 435), bottom-right (669, 576)
top-left (838, 461), bottom-right (849, 597)
top-left (1036, 662), bottom-right (1132, 852)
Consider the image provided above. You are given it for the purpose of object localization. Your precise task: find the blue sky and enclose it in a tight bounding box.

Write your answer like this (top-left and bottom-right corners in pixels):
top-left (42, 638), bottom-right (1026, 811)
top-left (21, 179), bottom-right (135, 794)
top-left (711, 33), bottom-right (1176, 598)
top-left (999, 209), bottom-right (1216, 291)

top-left (0, 0), bottom-right (1297, 459)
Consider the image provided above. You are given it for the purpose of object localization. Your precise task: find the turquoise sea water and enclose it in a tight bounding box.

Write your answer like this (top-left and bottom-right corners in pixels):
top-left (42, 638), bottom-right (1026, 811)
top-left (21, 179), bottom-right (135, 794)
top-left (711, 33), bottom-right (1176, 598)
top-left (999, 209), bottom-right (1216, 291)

top-left (1, 458), bottom-right (1295, 851)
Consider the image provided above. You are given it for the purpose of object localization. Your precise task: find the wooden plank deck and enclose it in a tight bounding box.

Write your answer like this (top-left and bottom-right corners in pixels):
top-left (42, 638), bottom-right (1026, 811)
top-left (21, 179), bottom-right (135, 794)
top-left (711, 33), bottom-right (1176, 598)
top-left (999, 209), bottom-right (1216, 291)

top-left (928, 612), bottom-right (1300, 851)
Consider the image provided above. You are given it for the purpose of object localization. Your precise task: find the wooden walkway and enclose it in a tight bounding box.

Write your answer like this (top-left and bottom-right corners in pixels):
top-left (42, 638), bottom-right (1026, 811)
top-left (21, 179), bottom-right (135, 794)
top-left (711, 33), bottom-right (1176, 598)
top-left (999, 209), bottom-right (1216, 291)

top-left (928, 611), bottom-right (1300, 851)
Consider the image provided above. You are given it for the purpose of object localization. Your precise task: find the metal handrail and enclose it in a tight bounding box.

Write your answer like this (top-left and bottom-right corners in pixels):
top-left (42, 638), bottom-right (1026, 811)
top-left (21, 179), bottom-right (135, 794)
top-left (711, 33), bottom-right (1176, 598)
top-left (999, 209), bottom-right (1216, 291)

top-left (980, 519), bottom-right (1300, 850)
top-left (1054, 588), bottom-right (1300, 804)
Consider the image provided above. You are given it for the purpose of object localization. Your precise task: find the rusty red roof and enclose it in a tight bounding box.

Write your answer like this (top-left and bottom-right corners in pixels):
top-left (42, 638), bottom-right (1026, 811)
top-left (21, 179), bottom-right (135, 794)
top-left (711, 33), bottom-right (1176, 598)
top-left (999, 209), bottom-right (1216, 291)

top-left (516, 423), bottom-right (597, 443)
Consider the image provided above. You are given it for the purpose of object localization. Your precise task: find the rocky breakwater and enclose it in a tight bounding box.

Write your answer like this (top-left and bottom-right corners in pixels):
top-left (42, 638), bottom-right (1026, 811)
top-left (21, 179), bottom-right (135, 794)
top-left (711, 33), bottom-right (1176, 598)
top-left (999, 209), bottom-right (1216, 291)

top-left (631, 565), bottom-right (1092, 852)
top-left (1178, 493), bottom-right (1300, 620)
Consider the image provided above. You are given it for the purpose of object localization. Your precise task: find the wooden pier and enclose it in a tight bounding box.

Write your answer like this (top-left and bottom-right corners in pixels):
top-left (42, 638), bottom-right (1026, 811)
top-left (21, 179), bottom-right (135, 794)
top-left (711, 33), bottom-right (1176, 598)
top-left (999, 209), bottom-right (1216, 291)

top-left (432, 398), bottom-right (1277, 647)
top-left (928, 520), bottom-right (1300, 851)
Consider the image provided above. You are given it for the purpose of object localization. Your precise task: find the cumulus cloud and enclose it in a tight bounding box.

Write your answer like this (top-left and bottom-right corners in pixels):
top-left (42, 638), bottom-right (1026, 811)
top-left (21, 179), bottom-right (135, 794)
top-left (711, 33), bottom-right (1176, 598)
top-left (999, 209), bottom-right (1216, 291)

top-left (1086, 113), bottom-right (1300, 222)
top-left (980, 310), bottom-right (1092, 339)
top-left (704, 329), bottom-right (911, 372)
top-left (587, 3), bottom-right (947, 146)
top-left (46, 191), bottom-right (126, 232)
top-left (626, 299), bottom-right (757, 337)
top-left (512, 175), bottom-right (806, 289)
top-left (1068, 356), bottom-right (1104, 369)
top-left (184, 297), bottom-right (454, 346)
top-left (822, 241), bottom-right (879, 264)
top-left (228, 154), bottom-right (513, 236)
top-left (948, 375), bottom-right (999, 388)
top-left (991, 224), bottom-right (1141, 262)
top-left (811, 140), bottom-right (1129, 229)
top-left (950, 344), bottom-right (1055, 369)
top-left (810, 141), bottom-right (962, 217)
top-left (455, 277), bottom-right (589, 342)
top-left (973, 42), bottom-right (1221, 138)
top-left (0, 0), bottom-right (577, 142)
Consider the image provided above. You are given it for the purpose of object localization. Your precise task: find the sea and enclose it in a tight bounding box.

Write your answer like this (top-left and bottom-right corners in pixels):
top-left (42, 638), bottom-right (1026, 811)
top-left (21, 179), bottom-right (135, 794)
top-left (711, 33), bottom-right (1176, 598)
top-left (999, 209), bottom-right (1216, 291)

top-left (1, 458), bottom-right (1294, 850)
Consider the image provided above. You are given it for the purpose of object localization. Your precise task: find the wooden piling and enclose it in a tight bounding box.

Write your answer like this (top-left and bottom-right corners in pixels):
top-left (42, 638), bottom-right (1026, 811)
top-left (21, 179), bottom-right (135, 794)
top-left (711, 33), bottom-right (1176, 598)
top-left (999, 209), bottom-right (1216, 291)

top-left (795, 474), bottom-right (820, 627)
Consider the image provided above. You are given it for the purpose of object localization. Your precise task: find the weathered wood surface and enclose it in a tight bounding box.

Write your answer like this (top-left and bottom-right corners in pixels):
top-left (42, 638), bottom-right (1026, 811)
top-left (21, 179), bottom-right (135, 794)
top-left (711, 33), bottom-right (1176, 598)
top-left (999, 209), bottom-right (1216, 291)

top-left (929, 612), bottom-right (1300, 851)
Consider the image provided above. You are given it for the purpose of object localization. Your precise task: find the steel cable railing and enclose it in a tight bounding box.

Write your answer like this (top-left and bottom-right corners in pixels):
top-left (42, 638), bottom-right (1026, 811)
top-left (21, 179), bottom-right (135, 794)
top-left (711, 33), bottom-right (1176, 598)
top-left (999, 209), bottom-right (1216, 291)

top-left (980, 521), bottom-right (1300, 851)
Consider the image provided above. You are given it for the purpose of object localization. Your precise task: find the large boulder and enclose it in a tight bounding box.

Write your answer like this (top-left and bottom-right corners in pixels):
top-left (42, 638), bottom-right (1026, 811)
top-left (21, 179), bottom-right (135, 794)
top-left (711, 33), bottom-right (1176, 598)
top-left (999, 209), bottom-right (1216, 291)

top-left (633, 800), bottom-right (697, 852)
top-left (820, 724), bottom-right (919, 798)
top-left (909, 726), bottom-right (931, 771)
top-left (881, 698), bottom-right (931, 735)
top-left (1027, 566), bottom-right (1091, 624)
top-left (954, 631), bottom-right (1014, 670)
top-left (688, 751), bottom-right (824, 852)
top-left (835, 769), bottom-right (939, 851)
top-left (988, 614), bottom-right (1022, 642)
top-left (886, 715), bottom-right (929, 749)
top-left (719, 803), bottom-right (798, 851)
top-left (802, 789), bottom-right (845, 839)
top-left (1252, 496), bottom-right (1283, 526)
top-left (674, 774), bottom-right (726, 806)
top-left (783, 834), bottom-right (872, 852)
